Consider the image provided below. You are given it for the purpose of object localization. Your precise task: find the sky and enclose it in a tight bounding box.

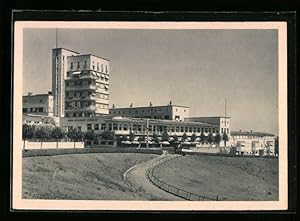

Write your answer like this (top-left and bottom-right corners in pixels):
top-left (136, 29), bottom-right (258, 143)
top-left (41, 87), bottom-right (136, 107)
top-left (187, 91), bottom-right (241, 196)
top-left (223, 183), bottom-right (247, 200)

top-left (23, 28), bottom-right (278, 135)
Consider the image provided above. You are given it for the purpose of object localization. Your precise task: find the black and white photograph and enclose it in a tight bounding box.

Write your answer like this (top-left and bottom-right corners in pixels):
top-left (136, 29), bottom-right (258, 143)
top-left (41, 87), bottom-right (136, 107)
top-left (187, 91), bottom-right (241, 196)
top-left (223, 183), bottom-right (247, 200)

top-left (12, 21), bottom-right (288, 211)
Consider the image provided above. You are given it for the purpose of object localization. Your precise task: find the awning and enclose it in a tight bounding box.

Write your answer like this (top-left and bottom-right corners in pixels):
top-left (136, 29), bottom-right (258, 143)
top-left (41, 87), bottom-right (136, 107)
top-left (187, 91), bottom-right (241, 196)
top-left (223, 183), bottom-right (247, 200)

top-left (72, 71), bottom-right (81, 75)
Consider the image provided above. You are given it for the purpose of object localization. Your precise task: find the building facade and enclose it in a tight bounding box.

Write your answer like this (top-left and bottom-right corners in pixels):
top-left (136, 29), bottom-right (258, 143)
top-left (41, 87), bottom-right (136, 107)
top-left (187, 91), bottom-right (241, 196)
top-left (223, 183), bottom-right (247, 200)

top-left (109, 104), bottom-right (189, 121)
top-left (65, 54), bottom-right (110, 117)
top-left (185, 116), bottom-right (231, 136)
top-left (60, 116), bottom-right (219, 138)
top-left (52, 48), bottom-right (79, 117)
top-left (230, 131), bottom-right (275, 156)
top-left (22, 92), bottom-right (54, 116)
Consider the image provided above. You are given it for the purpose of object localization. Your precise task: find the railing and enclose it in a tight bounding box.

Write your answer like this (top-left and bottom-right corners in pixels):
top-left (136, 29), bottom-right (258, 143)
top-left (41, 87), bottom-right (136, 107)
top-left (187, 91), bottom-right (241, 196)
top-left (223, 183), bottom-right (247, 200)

top-left (145, 155), bottom-right (219, 201)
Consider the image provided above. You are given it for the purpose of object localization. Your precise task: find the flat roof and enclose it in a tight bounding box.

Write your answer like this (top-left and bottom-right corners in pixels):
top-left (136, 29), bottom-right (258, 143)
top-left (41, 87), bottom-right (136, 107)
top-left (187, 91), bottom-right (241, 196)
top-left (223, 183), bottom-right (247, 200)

top-left (53, 48), bottom-right (80, 54)
top-left (231, 131), bottom-right (275, 137)
top-left (110, 104), bottom-right (189, 110)
top-left (23, 93), bottom-right (53, 97)
top-left (78, 54), bottom-right (110, 62)
top-left (109, 117), bottom-right (215, 127)
top-left (186, 116), bottom-right (230, 119)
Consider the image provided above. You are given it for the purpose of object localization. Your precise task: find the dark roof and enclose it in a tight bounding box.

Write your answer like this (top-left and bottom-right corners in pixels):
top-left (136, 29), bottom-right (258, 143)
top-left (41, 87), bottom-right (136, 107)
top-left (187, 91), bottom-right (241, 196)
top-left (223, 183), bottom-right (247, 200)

top-left (231, 131), bottom-right (275, 137)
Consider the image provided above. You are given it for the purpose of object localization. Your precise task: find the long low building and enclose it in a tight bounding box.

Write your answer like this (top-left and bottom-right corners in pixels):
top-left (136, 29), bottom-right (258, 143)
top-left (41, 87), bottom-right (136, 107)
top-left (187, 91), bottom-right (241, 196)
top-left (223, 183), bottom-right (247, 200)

top-left (60, 115), bottom-right (221, 138)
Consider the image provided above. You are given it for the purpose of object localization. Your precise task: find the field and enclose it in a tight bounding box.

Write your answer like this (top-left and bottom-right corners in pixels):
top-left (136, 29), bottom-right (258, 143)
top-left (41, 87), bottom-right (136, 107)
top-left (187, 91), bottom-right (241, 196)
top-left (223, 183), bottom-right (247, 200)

top-left (153, 155), bottom-right (279, 200)
top-left (22, 153), bottom-right (158, 200)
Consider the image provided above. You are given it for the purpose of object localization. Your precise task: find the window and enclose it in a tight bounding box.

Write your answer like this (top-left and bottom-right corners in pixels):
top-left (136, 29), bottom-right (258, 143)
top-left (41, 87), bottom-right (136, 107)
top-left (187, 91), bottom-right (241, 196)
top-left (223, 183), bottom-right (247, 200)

top-left (101, 64), bottom-right (104, 72)
top-left (105, 65), bottom-right (108, 73)
top-left (189, 127), bottom-right (192, 133)
top-left (205, 128), bottom-right (208, 133)
top-left (108, 123), bottom-right (112, 130)
top-left (40, 99), bottom-right (43, 103)
top-left (84, 61), bottom-right (87, 69)
top-left (94, 124), bottom-right (99, 130)
top-left (176, 126), bottom-right (179, 132)
top-left (38, 107), bottom-right (43, 112)
top-left (66, 82), bottom-right (69, 86)
top-left (77, 62), bottom-right (80, 69)
top-left (181, 127), bottom-right (184, 132)
top-left (123, 124), bottom-right (128, 131)
top-left (22, 108), bottom-right (27, 113)
top-left (101, 123), bottom-right (106, 130)
top-left (70, 62), bottom-right (73, 69)
top-left (221, 128), bottom-right (224, 133)
top-left (113, 124), bottom-right (118, 130)
top-left (197, 128), bottom-right (200, 133)
top-left (97, 63), bottom-right (99, 71)
top-left (87, 124), bottom-right (92, 130)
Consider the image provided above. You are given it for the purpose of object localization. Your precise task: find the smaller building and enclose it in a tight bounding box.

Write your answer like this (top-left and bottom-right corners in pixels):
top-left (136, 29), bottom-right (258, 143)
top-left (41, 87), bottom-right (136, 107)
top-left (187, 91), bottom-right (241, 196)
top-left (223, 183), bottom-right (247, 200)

top-left (23, 113), bottom-right (60, 126)
top-left (185, 116), bottom-right (230, 136)
top-left (109, 103), bottom-right (189, 121)
top-left (230, 130), bottom-right (275, 156)
top-left (22, 92), bottom-right (54, 116)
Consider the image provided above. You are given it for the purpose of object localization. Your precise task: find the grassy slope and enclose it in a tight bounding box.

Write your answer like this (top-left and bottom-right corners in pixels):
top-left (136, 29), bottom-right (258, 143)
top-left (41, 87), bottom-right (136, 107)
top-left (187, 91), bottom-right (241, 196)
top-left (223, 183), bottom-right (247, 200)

top-left (23, 153), bottom-right (157, 200)
top-left (154, 155), bottom-right (278, 201)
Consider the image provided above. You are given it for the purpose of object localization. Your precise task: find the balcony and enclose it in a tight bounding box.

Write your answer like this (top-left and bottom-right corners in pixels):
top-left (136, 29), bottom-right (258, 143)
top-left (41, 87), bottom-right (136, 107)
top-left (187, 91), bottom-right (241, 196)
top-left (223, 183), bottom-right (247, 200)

top-left (65, 84), bottom-right (96, 91)
top-left (65, 95), bottom-right (96, 101)
top-left (65, 105), bottom-right (96, 111)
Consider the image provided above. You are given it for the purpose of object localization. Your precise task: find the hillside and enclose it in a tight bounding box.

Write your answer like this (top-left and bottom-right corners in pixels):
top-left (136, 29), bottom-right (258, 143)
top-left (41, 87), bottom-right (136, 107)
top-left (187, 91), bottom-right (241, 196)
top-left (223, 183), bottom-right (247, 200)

top-left (153, 155), bottom-right (278, 201)
top-left (23, 153), bottom-right (158, 200)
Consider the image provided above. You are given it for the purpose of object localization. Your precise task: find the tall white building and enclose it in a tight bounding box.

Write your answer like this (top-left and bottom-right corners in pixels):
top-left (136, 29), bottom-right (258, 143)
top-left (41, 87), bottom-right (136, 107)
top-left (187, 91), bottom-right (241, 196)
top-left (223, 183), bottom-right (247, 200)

top-left (52, 48), bottom-right (79, 117)
top-left (52, 48), bottom-right (110, 117)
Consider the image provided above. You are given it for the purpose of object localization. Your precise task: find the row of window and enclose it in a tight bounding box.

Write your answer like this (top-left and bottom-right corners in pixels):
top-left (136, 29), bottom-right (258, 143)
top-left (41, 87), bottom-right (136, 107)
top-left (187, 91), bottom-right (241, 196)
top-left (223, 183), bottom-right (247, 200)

top-left (85, 122), bottom-right (221, 134)
top-left (70, 61), bottom-right (108, 73)
top-left (221, 128), bottom-right (230, 134)
top-left (110, 108), bottom-right (172, 115)
top-left (23, 107), bottom-right (45, 113)
top-left (65, 92), bottom-right (109, 100)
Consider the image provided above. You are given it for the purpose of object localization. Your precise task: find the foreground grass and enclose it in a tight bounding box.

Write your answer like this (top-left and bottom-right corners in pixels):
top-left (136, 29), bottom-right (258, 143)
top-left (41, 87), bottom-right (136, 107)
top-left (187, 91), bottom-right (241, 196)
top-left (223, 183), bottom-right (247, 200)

top-left (154, 155), bottom-right (278, 201)
top-left (23, 153), bottom-right (158, 200)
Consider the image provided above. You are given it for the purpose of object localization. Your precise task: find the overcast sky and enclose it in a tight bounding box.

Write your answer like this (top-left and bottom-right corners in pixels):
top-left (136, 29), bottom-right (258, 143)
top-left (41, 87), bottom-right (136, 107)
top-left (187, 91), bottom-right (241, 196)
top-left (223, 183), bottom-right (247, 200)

top-left (23, 28), bottom-right (278, 135)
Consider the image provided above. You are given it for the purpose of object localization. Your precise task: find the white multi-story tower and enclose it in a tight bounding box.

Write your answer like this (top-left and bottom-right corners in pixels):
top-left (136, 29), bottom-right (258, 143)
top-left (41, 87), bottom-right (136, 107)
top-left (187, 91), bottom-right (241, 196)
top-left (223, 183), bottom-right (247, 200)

top-left (52, 48), bottom-right (79, 117)
top-left (64, 54), bottom-right (110, 117)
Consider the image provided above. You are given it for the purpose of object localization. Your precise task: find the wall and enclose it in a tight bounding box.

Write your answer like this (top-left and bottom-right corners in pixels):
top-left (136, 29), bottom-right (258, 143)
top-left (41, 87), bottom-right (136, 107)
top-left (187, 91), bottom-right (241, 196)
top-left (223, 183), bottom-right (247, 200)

top-left (171, 106), bottom-right (189, 121)
top-left (52, 48), bottom-right (79, 117)
top-left (23, 141), bottom-right (84, 149)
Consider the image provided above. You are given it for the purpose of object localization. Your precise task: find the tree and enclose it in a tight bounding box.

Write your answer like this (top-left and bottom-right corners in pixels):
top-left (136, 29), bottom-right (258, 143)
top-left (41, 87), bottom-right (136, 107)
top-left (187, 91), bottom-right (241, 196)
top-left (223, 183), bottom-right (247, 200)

top-left (101, 130), bottom-right (115, 141)
top-left (200, 132), bottom-right (207, 144)
top-left (22, 124), bottom-right (35, 149)
top-left (191, 133), bottom-right (197, 142)
top-left (223, 132), bottom-right (229, 147)
top-left (182, 132), bottom-right (188, 142)
top-left (84, 130), bottom-right (97, 146)
top-left (161, 130), bottom-right (169, 141)
top-left (153, 133), bottom-right (160, 144)
top-left (138, 134), bottom-right (145, 142)
top-left (214, 133), bottom-right (221, 147)
top-left (51, 126), bottom-right (65, 148)
top-left (129, 131), bottom-right (135, 142)
top-left (34, 125), bottom-right (53, 149)
top-left (67, 128), bottom-right (84, 148)
top-left (207, 133), bottom-right (213, 147)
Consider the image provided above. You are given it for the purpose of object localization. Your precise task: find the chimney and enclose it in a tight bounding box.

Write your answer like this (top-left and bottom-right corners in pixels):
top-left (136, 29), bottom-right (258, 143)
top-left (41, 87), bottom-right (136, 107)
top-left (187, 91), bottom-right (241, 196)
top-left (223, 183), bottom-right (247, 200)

top-left (149, 102), bottom-right (152, 107)
top-left (28, 92), bottom-right (32, 96)
top-left (239, 129), bottom-right (241, 132)
top-left (48, 91), bottom-right (52, 95)
top-left (250, 129), bottom-right (253, 132)
top-left (130, 103), bottom-right (133, 108)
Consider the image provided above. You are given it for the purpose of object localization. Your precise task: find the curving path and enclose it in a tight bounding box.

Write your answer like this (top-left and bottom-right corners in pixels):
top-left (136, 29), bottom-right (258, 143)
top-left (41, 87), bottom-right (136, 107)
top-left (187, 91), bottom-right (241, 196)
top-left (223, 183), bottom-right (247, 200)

top-left (124, 154), bottom-right (183, 200)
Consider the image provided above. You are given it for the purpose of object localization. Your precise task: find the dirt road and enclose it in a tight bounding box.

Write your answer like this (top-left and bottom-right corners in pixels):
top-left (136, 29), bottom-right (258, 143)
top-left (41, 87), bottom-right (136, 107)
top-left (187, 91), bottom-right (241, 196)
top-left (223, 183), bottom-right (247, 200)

top-left (125, 155), bottom-right (183, 201)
